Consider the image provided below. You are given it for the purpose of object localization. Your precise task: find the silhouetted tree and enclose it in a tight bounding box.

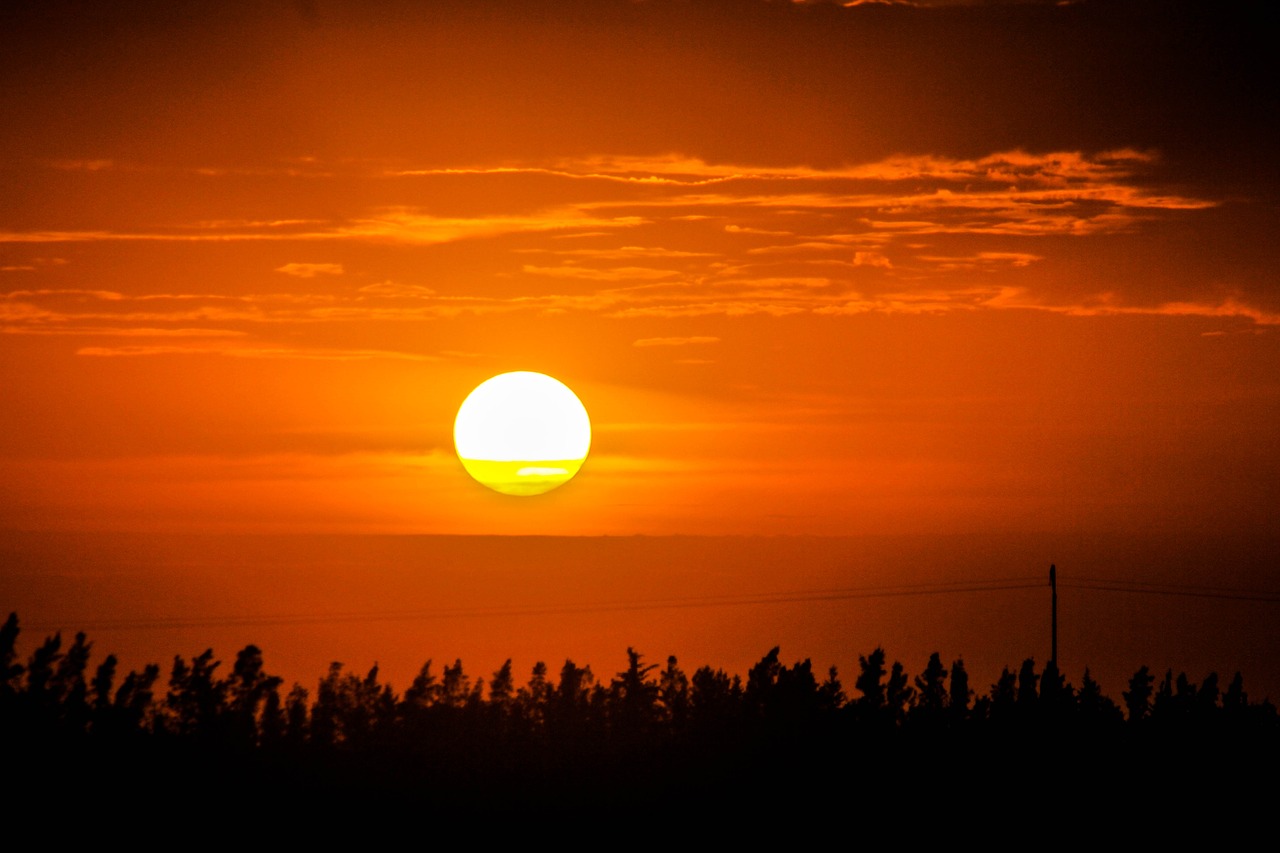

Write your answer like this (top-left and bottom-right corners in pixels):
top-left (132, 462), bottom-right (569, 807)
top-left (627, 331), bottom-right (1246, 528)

top-left (771, 658), bottom-right (821, 728)
top-left (949, 658), bottom-right (972, 725)
top-left (226, 645), bottom-right (282, 746)
top-left (747, 648), bottom-right (783, 712)
top-left (588, 681), bottom-right (609, 731)
top-left (548, 660), bottom-right (594, 741)
top-left (51, 631), bottom-right (92, 731)
top-left (745, 647), bottom-right (782, 721)
top-left (690, 665), bottom-right (741, 735)
top-left (514, 661), bottom-right (551, 733)
top-left (366, 665), bottom-right (398, 742)
top-left (489, 659), bottom-right (515, 724)
top-left (440, 660), bottom-right (471, 710)
top-left (311, 662), bottom-right (371, 747)
top-left (1174, 671), bottom-right (1197, 721)
top-left (988, 666), bottom-right (1017, 724)
top-left (1153, 668), bottom-right (1175, 720)
top-left (658, 655), bottom-right (690, 731)
top-left (112, 664), bottom-right (160, 733)
top-left (90, 654), bottom-right (117, 718)
top-left (817, 665), bottom-right (845, 714)
top-left (854, 647), bottom-right (887, 724)
top-left (912, 652), bottom-right (948, 726)
top-left (489, 659), bottom-right (514, 707)
top-left (1039, 659), bottom-right (1074, 723)
top-left (886, 660), bottom-right (914, 727)
top-left (165, 650), bottom-right (225, 739)
top-left (1222, 672), bottom-right (1247, 717)
top-left (466, 674), bottom-right (484, 715)
top-left (1077, 668), bottom-right (1121, 728)
top-left (25, 632), bottom-right (63, 714)
top-left (401, 659), bottom-right (440, 736)
top-left (610, 648), bottom-right (659, 739)
top-left (283, 684), bottom-right (309, 745)
top-left (1123, 666), bottom-right (1154, 723)
top-left (1016, 658), bottom-right (1039, 711)
top-left (1196, 672), bottom-right (1220, 719)
top-left (0, 613), bottom-right (21, 702)
top-left (260, 687), bottom-right (283, 745)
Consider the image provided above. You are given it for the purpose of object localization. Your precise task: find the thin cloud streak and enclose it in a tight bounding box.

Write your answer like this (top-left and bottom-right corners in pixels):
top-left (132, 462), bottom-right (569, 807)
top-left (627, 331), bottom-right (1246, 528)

top-left (8, 268), bottom-right (1276, 331)
top-left (75, 343), bottom-right (441, 361)
top-left (0, 210), bottom-right (644, 247)
top-left (1, 149), bottom-right (1265, 329)
top-left (632, 336), bottom-right (721, 347)
top-left (522, 265), bottom-right (680, 282)
top-left (2, 326), bottom-right (248, 338)
top-left (276, 263), bottom-right (344, 278)
top-left (981, 288), bottom-right (1280, 326)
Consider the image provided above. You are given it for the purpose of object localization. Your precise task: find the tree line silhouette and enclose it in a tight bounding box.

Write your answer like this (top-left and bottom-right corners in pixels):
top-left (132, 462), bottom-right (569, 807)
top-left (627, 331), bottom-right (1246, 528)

top-left (3, 610), bottom-right (1275, 813)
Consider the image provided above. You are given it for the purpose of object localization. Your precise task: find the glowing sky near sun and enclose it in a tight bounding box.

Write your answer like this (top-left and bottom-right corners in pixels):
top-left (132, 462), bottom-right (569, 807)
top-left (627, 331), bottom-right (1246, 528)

top-left (0, 0), bottom-right (1275, 539)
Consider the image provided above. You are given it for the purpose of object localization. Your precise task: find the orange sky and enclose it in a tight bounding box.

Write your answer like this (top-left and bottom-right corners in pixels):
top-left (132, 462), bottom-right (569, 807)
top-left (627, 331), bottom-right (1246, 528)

top-left (1, 1), bottom-right (1276, 698)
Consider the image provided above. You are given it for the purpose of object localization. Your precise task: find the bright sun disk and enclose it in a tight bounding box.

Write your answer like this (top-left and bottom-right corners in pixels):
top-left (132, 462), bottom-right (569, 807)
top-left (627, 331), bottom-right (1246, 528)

top-left (453, 371), bottom-right (591, 496)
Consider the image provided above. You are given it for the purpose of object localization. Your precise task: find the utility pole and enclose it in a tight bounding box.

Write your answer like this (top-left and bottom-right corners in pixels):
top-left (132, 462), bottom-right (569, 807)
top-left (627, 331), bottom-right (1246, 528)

top-left (1049, 564), bottom-right (1057, 666)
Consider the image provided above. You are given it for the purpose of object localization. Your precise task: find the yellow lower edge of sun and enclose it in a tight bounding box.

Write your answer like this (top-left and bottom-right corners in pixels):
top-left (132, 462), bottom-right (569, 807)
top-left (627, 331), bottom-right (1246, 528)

top-left (459, 458), bottom-right (586, 496)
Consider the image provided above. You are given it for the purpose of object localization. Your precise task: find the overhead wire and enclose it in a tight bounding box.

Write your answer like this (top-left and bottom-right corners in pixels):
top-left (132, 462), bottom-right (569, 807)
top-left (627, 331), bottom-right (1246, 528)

top-left (25, 576), bottom-right (1044, 633)
top-left (1058, 577), bottom-right (1280, 603)
top-left (21, 572), bottom-right (1280, 635)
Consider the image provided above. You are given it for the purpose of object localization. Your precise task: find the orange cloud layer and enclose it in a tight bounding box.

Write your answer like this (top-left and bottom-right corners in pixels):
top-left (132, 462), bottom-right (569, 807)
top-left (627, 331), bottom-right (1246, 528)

top-left (0, 149), bottom-right (1267, 337)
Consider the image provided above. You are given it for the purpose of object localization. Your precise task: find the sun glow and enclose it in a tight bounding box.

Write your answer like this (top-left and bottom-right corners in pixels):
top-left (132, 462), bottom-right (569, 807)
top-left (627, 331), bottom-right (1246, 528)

top-left (453, 372), bottom-right (591, 496)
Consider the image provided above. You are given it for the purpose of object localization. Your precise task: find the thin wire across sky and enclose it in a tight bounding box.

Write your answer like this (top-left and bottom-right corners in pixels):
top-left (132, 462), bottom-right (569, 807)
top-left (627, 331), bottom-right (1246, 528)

top-left (24, 574), bottom-right (1278, 635)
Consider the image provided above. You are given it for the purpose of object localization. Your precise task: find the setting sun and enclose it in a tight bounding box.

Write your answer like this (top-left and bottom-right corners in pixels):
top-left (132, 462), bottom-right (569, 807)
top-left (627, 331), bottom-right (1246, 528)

top-left (453, 372), bottom-right (591, 496)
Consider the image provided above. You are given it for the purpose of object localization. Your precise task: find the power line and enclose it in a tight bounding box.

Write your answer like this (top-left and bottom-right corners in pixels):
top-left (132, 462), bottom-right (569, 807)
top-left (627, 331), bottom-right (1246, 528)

top-left (21, 572), bottom-right (1278, 636)
top-left (1059, 579), bottom-right (1280, 603)
top-left (24, 576), bottom-right (1044, 634)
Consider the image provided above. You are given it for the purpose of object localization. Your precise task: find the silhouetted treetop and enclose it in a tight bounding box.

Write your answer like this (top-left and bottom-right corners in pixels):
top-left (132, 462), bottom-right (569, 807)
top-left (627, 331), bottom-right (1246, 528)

top-left (1, 610), bottom-right (1275, 783)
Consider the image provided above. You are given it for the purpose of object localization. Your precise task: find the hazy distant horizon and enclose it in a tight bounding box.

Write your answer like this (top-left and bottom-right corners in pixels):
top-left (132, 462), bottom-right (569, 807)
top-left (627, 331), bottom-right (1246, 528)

top-left (5, 528), bottom-right (1275, 706)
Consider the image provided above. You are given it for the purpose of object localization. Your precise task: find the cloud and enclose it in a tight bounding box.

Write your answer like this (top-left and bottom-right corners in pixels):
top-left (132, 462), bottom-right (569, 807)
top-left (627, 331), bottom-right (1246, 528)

top-left (976, 252), bottom-right (1040, 266)
top-left (981, 288), bottom-right (1280, 326)
top-left (0, 151), bottom-right (1210, 259)
top-left (2, 148), bottom-right (1266, 330)
top-left (726, 225), bottom-right (795, 237)
top-left (632, 336), bottom-right (720, 347)
top-left (519, 245), bottom-right (715, 260)
top-left (609, 301), bottom-right (809, 319)
top-left (6, 246), bottom-right (1275, 334)
top-left (0, 209), bottom-right (644, 247)
top-left (75, 343), bottom-right (440, 361)
top-left (3, 326), bottom-right (247, 338)
top-left (747, 241), bottom-right (854, 256)
top-left (916, 251), bottom-right (1042, 271)
top-left (276, 262), bottom-right (344, 278)
top-left (515, 149), bottom-right (1185, 203)
top-left (336, 209), bottom-right (644, 245)
top-left (852, 251), bottom-right (893, 268)
top-left (357, 282), bottom-right (436, 298)
top-left (388, 158), bottom-right (755, 187)
top-left (522, 264), bottom-right (680, 282)
top-left (811, 283), bottom-right (1280, 324)
top-left (50, 159), bottom-right (115, 171)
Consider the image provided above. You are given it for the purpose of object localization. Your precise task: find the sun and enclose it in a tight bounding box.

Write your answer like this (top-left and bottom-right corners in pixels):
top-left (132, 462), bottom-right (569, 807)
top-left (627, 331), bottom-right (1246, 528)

top-left (453, 371), bottom-right (592, 496)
